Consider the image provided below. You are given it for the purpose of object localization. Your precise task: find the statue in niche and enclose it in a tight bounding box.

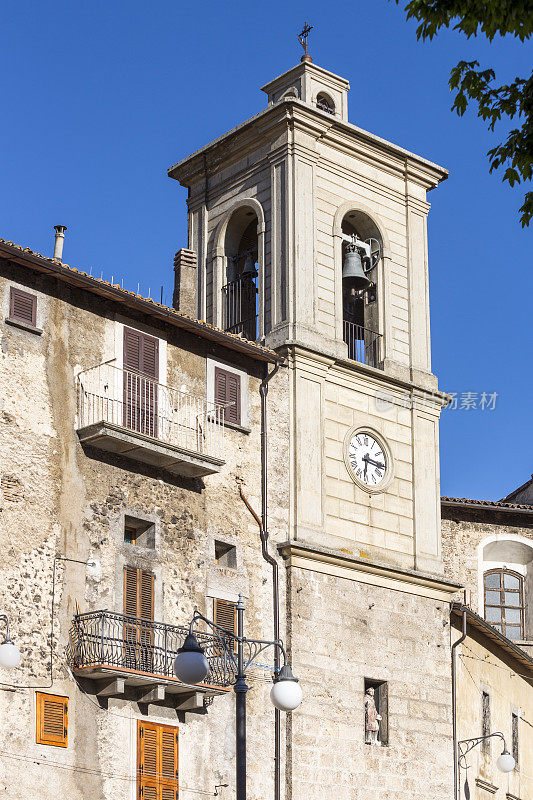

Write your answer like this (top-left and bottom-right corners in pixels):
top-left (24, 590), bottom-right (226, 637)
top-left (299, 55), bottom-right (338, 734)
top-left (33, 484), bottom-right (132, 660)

top-left (364, 687), bottom-right (382, 745)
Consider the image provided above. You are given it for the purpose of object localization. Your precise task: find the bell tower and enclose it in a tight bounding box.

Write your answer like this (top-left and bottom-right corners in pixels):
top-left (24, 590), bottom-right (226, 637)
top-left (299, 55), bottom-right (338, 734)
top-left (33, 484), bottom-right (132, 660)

top-left (168, 57), bottom-right (449, 577)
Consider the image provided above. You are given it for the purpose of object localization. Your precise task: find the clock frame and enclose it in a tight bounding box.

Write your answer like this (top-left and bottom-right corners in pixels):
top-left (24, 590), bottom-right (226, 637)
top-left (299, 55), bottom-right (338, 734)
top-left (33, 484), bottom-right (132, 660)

top-left (343, 426), bottom-right (394, 494)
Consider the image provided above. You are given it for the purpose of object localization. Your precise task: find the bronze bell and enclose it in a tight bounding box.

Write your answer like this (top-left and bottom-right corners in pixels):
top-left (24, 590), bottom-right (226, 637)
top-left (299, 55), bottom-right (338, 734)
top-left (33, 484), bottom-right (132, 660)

top-left (342, 244), bottom-right (371, 291)
top-left (242, 252), bottom-right (258, 277)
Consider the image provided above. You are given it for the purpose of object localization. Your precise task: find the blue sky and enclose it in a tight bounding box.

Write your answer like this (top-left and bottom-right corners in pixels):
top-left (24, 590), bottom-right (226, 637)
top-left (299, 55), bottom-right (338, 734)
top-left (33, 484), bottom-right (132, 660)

top-left (2, 0), bottom-right (531, 500)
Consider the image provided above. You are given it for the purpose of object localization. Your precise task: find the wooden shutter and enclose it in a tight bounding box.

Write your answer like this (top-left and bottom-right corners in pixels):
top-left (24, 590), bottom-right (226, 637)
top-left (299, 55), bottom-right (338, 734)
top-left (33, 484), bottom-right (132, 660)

top-left (214, 367), bottom-right (241, 425)
top-left (138, 721), bottom-right (178, 800)
top-left (123, 566), bottom-right (154, 620)
top-left (36, 692), bottom-right (68, 747)
top-left (214, 598), bottom-right (237, 654)
top-left (9, 287), bottom-right (36, 326)
top-left (124, 327), bottom-right (159, 379)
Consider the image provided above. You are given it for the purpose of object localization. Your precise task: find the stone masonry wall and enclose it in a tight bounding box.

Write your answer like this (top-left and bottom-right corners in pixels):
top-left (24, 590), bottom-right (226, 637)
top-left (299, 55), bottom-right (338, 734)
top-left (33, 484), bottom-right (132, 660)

top-left (0, 257), bottom-right (290, 800)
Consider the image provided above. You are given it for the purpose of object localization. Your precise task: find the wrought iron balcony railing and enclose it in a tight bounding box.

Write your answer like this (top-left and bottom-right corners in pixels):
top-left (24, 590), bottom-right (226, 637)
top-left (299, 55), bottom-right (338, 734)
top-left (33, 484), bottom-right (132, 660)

top-left (222, 274), bottom-right (258, 341)
top-left (343, 321), bottom-right (383, 369)
top-left (76, 362), bottom-right (226, 464)
top-left (67, 610), bottom-right (235, 689)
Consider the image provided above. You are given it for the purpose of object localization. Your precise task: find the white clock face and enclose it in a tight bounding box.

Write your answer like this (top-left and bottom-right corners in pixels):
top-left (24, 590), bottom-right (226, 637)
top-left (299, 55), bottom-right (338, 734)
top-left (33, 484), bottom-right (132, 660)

top-left (347, 431), bottom-right (388, 488)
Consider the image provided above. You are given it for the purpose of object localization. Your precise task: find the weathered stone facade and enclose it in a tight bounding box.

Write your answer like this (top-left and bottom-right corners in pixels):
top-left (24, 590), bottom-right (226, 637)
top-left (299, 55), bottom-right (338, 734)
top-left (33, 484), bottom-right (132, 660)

top-left (1, 54), bottom-right (532, 800)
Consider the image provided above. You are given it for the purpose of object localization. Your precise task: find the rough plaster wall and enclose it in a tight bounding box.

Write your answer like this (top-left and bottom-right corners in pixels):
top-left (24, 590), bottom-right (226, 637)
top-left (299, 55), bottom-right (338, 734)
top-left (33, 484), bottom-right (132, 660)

top-left (0, 265), bottom-right (291, 800)
top-left (287, 568), bottom-right (453, 800)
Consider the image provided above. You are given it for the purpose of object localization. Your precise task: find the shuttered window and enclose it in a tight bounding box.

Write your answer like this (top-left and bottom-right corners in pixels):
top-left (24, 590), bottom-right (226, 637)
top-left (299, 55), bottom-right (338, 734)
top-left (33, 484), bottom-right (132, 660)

top-left (36, 692), bottom-right (68, 747)
top-left (214, 367), bottom-right (241, 425)
top-left (9, 287), bottom-right (37, 326)
top-left (123, 328), bottom-right (159, 437)
top-left (138, 721), bottom-right (178, 800)
top-left (124, 566), bottom-right (155, 620)
top-left (214, 598), bottom-right (237, 653)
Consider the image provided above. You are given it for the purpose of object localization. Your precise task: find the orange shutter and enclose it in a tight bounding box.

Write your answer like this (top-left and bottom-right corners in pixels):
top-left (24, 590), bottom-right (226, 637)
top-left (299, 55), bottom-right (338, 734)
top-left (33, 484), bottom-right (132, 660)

top-left (138, 721), bottom-right (178, 800)
top-left (36, 692), bottom-right (68, 747)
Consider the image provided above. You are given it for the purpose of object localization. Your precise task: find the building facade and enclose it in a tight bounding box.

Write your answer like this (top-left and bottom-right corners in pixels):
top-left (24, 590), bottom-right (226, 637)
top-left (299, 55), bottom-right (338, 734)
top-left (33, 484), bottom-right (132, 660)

top-left (0, 53), bottom-right (531, 800)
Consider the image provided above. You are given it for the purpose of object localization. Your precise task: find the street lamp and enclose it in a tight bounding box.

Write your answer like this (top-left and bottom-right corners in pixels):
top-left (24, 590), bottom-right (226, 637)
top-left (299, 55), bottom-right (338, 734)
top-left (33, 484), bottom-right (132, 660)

top-left (0, 615), bottom-right (21, 669)
top-left (458, 732), bottom-right (515, 798)
top-left (174, 594), bottom-right (302, 800)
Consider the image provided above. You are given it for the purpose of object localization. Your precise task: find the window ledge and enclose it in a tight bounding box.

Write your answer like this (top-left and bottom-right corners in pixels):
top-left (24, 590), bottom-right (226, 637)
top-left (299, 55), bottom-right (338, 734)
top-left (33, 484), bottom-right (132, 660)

top-left (223, 420), bottom-right (251, 435)
top-left (5, 317), bottom-right (43, 335)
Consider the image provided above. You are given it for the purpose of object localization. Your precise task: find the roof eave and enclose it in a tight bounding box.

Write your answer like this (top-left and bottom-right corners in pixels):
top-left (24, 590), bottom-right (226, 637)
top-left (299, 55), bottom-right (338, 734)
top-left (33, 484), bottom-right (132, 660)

top-left (0, 241), bottom-right (281, 364)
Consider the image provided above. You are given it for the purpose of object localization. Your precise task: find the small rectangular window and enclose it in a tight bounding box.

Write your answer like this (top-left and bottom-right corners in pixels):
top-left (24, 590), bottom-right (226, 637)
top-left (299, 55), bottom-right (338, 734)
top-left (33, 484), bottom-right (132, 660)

top-left (214, 540), bottom-right (237, 568)
top-left (36, 692), bottom-right (68, 747)
top-left (512, 712), bottom-right (519, 768)
top-left (9, 287), bottom-right (37, 327)
top-left (214, 366), bottom-right (241, 425)
top-left (364, 678), bottom-right (388, 746)
top-left (482, 691), bottom-right (491, 753)
top-left (123, 517), bottom-right (155, 548)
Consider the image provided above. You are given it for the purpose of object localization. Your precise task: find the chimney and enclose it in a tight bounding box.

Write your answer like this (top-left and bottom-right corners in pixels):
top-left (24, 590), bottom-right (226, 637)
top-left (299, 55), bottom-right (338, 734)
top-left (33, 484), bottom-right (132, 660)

top-left (53, 225), bottom-right (67, 261)
top-left (173, 249), bottom-right (197, 317)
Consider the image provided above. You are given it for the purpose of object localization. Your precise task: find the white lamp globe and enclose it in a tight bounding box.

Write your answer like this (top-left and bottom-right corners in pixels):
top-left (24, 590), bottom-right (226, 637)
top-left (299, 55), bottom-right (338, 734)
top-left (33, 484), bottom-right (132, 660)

top-left (174, 633), bottom-right (209, 685)
top-left (0, 641), bottom-right (21, 669)
top-left (270, 665), bottom-right (303, 712)
top-left (497, 751), bottom-right (515, 773)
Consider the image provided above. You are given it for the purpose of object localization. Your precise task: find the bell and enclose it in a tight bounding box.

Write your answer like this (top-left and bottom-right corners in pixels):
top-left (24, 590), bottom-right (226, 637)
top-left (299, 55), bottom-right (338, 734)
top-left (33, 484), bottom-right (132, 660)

top-left (242, 252), bottom-right (258, 278)
top-left (342, 244), bottom-right (370, 291)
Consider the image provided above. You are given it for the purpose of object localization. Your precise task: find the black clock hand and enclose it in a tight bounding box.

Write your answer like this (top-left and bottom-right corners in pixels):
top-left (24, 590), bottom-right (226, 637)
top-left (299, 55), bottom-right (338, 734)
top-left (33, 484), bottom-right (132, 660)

top-left (363, 455), bottom-right (385, 470)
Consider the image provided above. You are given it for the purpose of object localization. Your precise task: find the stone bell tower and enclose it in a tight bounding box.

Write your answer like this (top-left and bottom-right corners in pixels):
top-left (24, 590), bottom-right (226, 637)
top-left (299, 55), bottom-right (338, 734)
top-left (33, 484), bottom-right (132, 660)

top-left (169, 55), bottom-right (451, 577)
top-left (169, 55), bottom-right (460, 800)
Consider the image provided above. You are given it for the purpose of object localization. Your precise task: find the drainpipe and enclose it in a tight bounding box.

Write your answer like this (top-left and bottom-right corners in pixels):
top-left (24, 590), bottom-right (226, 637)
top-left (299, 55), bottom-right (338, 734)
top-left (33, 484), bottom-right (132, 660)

top-left (452, 606), bottom-right (468, 800)
top-left (238, 358), bottom-right (282, 800)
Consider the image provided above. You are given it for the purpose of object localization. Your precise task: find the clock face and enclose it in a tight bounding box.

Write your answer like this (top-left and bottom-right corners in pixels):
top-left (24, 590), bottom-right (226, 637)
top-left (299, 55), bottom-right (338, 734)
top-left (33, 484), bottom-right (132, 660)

top-left (346, 430), bottom-right (389, 489)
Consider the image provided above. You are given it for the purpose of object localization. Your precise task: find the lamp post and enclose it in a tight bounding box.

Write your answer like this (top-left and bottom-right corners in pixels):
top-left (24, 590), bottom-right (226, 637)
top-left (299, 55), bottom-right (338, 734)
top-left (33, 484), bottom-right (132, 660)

top-left (174, 595), bottom-right (302, 800)
top-left (0, 615), bottom-right (21, 669)
top-left (458, 732), bottom-right (515, 799)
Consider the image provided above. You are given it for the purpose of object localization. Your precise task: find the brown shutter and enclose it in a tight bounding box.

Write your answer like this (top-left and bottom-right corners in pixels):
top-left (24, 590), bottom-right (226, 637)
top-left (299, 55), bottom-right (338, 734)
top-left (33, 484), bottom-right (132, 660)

top-left (214, 598), bottom-right (237, 654)
top-left (214, 367), bottom-right (241, 425)
top-left (124, 327), bottom-right (159, 379)
top-left (9, 287), bottom-right (37, 326)
top-left (123, 566), bottom-right (154, 620)
top-left (138, 721), bottom-right (178, 800)
top-left (36, 693), bottom-right (68, 747)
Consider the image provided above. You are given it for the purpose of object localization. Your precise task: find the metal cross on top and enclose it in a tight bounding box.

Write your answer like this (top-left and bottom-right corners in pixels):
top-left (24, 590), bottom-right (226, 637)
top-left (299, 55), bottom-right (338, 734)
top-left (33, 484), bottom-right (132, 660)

top-left (298, 21), bottom-right (313, 59)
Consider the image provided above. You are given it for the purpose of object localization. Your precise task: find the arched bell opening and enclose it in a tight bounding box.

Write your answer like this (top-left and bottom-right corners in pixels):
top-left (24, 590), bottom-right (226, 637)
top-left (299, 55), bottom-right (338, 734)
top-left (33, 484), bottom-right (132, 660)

top-left (316, 92), bottom-right (335, 115)
top-left (222, 208), bottom-right (259, 341)
top-left (341, 211), bottom-right (382, 367)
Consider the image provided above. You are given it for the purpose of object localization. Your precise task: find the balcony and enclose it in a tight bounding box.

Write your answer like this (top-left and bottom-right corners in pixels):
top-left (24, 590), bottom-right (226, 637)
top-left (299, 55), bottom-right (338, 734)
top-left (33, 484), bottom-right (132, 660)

top-left (222, 274), bottom-right (258, 341)
top-left (67, 610), bottom-right (234, 707)
top-left (76, 362), bottom-right (226, 477)
top-left (343, 321), bottom-right (383, 369)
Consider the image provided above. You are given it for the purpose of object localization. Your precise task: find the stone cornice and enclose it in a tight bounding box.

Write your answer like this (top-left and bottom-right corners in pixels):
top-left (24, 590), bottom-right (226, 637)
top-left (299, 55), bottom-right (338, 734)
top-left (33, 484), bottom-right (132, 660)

top-left (278, 540), bottom-right (462, 602)
top-left (168, 99), bottom-right (448, 191)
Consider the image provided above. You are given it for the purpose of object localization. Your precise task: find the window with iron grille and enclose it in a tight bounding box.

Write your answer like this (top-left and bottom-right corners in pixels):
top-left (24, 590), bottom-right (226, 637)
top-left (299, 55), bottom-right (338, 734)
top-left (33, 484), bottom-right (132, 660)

top-left (481, 691), bottom-right (491, 753)
top-left (484, 569), bottom-right (524, 640)
top-left (512, 711), bottom-right (519, 768)
top-left (8, 287), bottom-right (37, 327)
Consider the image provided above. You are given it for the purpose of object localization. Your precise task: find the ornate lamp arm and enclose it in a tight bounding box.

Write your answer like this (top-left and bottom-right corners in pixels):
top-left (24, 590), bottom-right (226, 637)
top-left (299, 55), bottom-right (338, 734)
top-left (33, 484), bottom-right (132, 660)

top-left (188, 609), bottom-right (288, 671)
top-left (0, 615), bottom-right (12, 642)
top-left (458, 732), bottom-right (507, 768)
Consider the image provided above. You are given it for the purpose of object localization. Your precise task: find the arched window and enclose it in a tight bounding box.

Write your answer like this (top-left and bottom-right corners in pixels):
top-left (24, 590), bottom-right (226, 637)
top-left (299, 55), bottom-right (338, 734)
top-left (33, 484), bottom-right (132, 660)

top-left (316, 92), bottom-right (335, 115)
top-left (484, 569), bottom-right (524, 640)
top-left (222, 209), bottom-right (259, 341)
top-left (341, 211), bottom-right (382, 367)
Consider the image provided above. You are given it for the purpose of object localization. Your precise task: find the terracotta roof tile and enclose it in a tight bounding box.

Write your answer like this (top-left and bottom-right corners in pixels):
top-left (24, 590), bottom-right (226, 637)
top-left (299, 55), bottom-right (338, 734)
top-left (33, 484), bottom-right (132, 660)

top-left (0, 237), bottom-right (280, 362)
top-left (441, 496), bottom-right (533, 511)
